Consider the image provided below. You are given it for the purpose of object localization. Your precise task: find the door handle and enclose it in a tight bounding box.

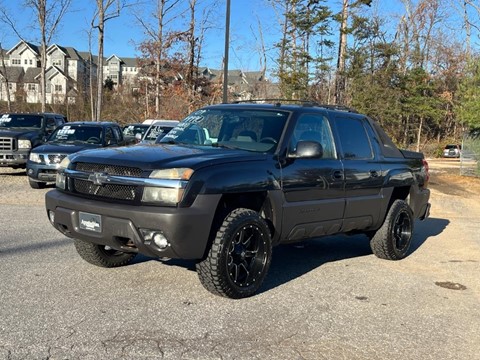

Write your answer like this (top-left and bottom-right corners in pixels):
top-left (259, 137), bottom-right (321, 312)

top-left (332, 170), bottom-right (344, 180)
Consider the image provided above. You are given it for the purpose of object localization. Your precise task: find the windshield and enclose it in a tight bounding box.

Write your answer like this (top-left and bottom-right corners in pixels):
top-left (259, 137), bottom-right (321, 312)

top-left (0, 114), bottom-right (43, 129)
top-left (49, 125), bottom-right (103, 144)
top-left (160, 108), bottom-right (289, 153)
top-left (144, 125), bottom-right (174, 142)
top-left (123, 124), bottom-right (149, 137)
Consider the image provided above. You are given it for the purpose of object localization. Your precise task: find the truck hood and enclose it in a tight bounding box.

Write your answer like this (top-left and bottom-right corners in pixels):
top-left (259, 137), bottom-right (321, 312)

top-left (0, 129), bottom-right (40, 139)
top-left (68, 144), bottom-right (267, 170)
top-left (31, 142), bottom-right (100, 155)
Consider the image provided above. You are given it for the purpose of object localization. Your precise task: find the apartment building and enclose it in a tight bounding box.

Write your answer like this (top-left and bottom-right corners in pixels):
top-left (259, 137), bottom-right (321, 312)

top-left (0, 40), bottom-right (272, 105)
top-left (0, 40), bottom-right (141, 104)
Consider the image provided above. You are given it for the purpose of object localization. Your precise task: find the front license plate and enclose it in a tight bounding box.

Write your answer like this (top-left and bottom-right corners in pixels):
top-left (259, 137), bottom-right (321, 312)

top-left (79, 212), bottom-right (102, 233)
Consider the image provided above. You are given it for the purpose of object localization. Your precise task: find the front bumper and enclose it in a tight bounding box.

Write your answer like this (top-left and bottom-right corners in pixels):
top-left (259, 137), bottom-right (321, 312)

top-left (27, 162), bottom-right (59, 182)
top-left (0, 151), bottom-right (29, 167)
top-left (45, 190), bottom-right (221, 260)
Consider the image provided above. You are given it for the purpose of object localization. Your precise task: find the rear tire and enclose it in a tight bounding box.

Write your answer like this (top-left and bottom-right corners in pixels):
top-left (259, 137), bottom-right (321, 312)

top-left (196, 208), bottom-right (272, 299)
top-left (28, 178), bottom-right (46, 189)
top-left (370, 200), bottom-right (414, 260)
top-left (74, 238), bottom-right (136, 267)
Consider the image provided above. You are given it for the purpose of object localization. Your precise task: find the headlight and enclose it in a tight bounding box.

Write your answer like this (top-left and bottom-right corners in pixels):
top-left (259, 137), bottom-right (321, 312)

top-left (58, 156), bottom-right (71, 170)
top-left (149, 168), bottom-right (194, 180)
top-left (142, 168), bottom-right (194, 205)
top-left (142, 187), bottom-right (184, 204)
top-left (55, 156), bottom-right (71, 189)
top-left (18, 139), bottom-right (31, 149)
top-left (29, 153), bottom-right (42, 163)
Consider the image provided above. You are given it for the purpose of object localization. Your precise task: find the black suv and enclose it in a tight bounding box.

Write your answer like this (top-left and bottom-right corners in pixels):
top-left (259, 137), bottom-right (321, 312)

top-left (45, 102), bottom-right (430, 298)
top-left (0, 113), bottom-right (67, 169)
top-left (27, 121), bottom-right (129, 189)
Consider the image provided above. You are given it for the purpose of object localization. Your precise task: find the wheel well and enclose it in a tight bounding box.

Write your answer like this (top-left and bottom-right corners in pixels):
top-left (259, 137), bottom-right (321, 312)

top-left (388, 186), bottom-right (410, 208)
top-left (201, 192), bottom-right (275, 260)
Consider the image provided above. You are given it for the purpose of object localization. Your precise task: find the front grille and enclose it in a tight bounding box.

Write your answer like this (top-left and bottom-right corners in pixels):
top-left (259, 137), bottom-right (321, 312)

top-left (47, 154), bottom-right (66, 164)
top-left (0, 137), bottom-right (14, 151)
top-left (73, 179), bottom-right (137, 201)
top-left (75, 162), bottom-right (142, 177)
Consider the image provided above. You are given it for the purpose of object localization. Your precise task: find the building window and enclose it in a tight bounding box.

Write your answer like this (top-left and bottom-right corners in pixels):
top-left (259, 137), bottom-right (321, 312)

top-left (29, 59), bottom-right (33, 65)
top-left (52, 59), bottom-right (62, 66)
top-left (110, 74), bottom-right (118, 80)
top-left (28, 84), bottom-right (36, 91)
top-left (8, 83), bottom-right (13, 90)
top-left (12, 59), bottom-right (21, 65)
top-left (54, 84), bottom-right (63, 92)
top-left (24, 59), bottom-right (28, 65)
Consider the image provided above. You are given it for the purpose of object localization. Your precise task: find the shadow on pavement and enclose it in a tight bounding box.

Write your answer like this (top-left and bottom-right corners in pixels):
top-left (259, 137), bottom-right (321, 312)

top-left (128, 217), bottom-right (449, 296)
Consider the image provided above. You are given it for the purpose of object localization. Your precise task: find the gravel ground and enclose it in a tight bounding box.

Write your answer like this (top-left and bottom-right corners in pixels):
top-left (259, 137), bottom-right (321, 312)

top-left (0, 159), bottom-right (479, 360)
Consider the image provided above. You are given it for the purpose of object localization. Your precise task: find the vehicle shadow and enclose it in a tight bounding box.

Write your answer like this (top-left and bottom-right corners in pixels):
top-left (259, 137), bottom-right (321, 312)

top-left (260, 217), bottom-right (449, 294)
top-left (0, 169), bottom-right (26, 176)
top-left (130, 216), bottom-right (450, 296)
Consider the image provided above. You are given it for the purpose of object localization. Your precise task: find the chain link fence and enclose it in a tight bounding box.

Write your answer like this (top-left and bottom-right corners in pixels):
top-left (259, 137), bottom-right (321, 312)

top-left (460, 130), bottom-right (480, 177)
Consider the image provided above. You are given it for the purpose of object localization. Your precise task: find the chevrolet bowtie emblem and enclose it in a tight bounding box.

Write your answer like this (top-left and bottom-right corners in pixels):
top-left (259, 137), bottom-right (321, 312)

top-left (88, 172), bottom-right (109, 186)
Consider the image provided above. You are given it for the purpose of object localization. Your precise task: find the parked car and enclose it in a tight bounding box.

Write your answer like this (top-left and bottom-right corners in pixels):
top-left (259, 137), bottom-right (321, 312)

top-left (122, 123), bottom-right (150, 143)
top-left (141, 120), bottom-right (179, 143)
top-left (45, 101), bottom-right (431, 298)
top-left (0, 112), bottom-right (67, 169)
top-left (27, 121), bottom-right (130, 189)
top-left (443, 144), bottom-right (461, 158)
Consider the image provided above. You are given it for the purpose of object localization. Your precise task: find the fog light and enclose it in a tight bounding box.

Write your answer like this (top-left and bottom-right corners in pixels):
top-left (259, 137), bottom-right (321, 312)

top-left (153, 233), bottom-right (169, 249)
top-left (139, 228), bottom-right (170, 250)
top-left (27, 169), bottom-right (33, 175)
top-left (48, 210), bottom-right (55, 225)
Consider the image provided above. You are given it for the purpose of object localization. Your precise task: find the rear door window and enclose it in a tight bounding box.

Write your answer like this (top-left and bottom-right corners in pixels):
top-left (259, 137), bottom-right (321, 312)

top-left (335, 117), bottom-right (373, 160)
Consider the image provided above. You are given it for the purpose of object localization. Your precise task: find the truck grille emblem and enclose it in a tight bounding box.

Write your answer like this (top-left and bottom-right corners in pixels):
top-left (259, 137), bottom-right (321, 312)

top-left (88, 172), bottom-right (109, 186)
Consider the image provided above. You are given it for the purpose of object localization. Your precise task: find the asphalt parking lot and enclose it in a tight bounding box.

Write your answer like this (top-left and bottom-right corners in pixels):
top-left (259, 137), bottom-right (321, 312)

top-left (0, 160), bottom-right (479, 360)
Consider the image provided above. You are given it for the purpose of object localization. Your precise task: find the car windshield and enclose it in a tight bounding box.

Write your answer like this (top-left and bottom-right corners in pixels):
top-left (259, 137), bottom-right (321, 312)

top-left (123, 124), bottom-right (148, 137)
top-left (159, 108), bottom-right (290, 153)
top-left (144, 125), bottom-right (174, 142)
top-left (0, 114), bottom-right (43, 129)
top-left (49, 125), bottom-right (103, 144)
top-left (445, 144), bottom-right (459, 150)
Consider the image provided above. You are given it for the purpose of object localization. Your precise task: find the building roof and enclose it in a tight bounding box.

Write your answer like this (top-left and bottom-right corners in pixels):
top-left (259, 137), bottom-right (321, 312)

top-left (24, 68), bottom-right (41, 83)
top-left (0, 66), bottom-right (24, 82)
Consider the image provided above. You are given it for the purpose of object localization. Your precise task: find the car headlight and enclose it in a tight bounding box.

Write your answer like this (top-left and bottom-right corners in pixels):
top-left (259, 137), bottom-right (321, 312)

top-left (55, 156), bottom-right (71, 189)
top-left (18, 139), bottom-right (32, 149)
top-left (142, 168), bottom-right (194, 205)
top-left (58, 156), bottom-right (71, 170)
top-left (29, 153), bottom-right (42, 163)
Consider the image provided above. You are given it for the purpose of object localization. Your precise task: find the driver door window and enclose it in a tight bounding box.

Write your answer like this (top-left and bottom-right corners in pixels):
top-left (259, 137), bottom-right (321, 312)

top-left (290, 114), bottom-right (336, 159)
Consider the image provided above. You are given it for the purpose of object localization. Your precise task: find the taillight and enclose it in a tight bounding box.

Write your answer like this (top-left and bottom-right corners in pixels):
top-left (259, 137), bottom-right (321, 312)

top-left (422, 159), bottom-right (430, 186)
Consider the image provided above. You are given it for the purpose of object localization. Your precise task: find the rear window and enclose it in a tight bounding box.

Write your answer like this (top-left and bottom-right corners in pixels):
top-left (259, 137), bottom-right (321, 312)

top-left (0, 114), bottom-right (43, 129)
top-left (445, 144), bottom-right (460, 150)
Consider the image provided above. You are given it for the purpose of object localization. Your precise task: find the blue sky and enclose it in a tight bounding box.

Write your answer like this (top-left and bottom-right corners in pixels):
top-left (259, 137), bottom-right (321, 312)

top-left (0, 0), bottom-right (467, 72)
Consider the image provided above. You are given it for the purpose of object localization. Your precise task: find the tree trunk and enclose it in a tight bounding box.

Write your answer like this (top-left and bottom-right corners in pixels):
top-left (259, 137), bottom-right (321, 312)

top-left (334, 0), bottom-right (349, 105)
top-left (39, 1), bottom-right (47, 111)
top-left (0, 42), bottom-right (12, 111)
top-left (95, 5), bottom-right (105, 121)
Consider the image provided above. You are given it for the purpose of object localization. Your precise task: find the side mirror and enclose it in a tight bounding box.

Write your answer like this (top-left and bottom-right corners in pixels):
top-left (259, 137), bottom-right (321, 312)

top-left (135, 133), bottom-right (142, 142)
top-left (289, 141), bottom-right (323, 159)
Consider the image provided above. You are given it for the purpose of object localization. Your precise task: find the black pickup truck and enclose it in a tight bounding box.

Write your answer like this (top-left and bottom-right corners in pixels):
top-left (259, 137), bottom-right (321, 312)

top-left (27, 121), bottom-right (132, 189)
top-left (45, 102), bottom-right (431, 298)
top-left (0, 113), bottom-right (67, 169)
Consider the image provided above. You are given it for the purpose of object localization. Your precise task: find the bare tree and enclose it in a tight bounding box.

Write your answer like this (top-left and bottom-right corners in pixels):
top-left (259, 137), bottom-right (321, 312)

top-left (0, 41), bottom-right (12, 110)
top-left (91, 0), bottom-right (127, 121)
top-left (134, 0), bottom-right (183, 117)
top-left (1, 0), bottom-right (71, 111)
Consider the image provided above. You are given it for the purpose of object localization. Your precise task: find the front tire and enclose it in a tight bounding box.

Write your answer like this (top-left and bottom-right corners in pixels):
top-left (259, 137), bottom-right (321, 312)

top-left (74, 238), bottom-right (136, 267)
top-left (370, 200), bottom-right (414, 260)
top-left (196, 208), bottom-right (272, 299)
